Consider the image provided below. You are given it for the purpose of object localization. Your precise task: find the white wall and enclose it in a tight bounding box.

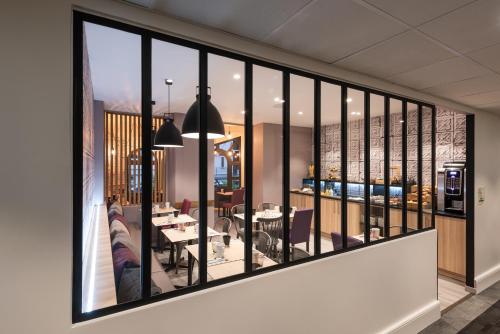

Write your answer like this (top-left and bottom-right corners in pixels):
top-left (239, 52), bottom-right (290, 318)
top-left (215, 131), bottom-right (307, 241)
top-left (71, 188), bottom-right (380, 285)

top-left (472, 110), bottom-right (500, 292)
top-left (5, 0), bottom-right (500, 333)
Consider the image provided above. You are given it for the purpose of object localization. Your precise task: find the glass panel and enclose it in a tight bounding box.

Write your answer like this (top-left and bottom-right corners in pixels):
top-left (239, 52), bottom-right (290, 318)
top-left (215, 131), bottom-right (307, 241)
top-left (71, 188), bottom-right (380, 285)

top-left (252, 65), bottom-right (283, 267)
top-left (207, 53), bottom-right (246, 280)
top-left (289, 74), bottom-right (314, 260)
top-left (422, 106), bottom-right (433, 228)
top-left (320, 82), bottom-right (341, 252)
top-left (369, 94), bottom-right (385, 238)
top-left (389, 98), bottom-right (403, 236)
top-left (82, 22), bottom-right (142, 312)
top-left (406, 102), bottom-right (419, 231)
top-left (151, 38), bottom-right (199, 291)
top-left (346, 88), bottom-right (365, 247)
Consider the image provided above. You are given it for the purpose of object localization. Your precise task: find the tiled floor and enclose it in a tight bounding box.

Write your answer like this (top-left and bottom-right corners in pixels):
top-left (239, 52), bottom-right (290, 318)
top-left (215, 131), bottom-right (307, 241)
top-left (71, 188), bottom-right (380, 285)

top-left (438, 276), bottom-right (470, 312)
top-left (421, 281), bottom-right (500, 333)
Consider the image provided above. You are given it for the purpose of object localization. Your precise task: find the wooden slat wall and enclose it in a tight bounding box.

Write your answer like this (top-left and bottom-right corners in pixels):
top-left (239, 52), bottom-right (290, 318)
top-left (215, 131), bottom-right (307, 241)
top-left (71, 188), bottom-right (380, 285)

top-left (104, 111), bottom-right (165, 205)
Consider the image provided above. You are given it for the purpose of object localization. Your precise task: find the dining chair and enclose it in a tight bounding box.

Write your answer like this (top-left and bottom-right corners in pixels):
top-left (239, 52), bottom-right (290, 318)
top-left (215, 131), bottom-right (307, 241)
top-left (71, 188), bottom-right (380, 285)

top-left (213, 217), bottom-right (232, 234)
top-left (252, 231), bottom-right (272, 256)
top-left (257, 215), bottom-right (283, 261)
top-left (330, 232), bottom-right (363, 251)
top-left (257, 202), bottom-right (278, 212)
top-left (289, 209), bottom-right (313, 260)
top-left (222, 188), bottom-right (244, 217)
top-left (231, 204), bottom-right (246, 239)
top-left (191, 208), bottom-right (199, 221)
top-left (180, 198), bottom-right (191, 215)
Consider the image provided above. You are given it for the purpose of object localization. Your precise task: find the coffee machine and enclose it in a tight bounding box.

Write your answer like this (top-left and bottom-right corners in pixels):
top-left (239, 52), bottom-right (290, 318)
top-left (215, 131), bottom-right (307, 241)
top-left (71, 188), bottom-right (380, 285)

top-left (437, 161), bottom-right (466, 214)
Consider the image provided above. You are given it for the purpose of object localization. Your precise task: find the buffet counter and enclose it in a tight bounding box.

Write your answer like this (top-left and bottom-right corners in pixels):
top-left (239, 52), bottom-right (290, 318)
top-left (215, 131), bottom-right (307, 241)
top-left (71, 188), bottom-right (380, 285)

top-left (290, 190), bottom-right (465, 281)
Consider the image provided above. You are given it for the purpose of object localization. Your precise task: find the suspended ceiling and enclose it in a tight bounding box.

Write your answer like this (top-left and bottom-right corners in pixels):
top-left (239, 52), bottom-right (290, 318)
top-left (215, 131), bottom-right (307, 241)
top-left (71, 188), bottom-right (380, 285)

top-left (120, 0), bottom-right (500, 115)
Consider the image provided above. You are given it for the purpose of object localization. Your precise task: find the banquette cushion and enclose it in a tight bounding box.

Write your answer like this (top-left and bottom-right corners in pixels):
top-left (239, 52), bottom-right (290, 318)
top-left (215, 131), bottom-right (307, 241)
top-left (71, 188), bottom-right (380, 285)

top-left (108, 200), bottom-right (123, 218)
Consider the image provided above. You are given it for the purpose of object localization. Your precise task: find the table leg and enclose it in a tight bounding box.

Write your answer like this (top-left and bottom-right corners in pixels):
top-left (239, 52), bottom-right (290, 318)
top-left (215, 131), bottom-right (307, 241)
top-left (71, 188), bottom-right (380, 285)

top-left (187, 240), bottom-right (193, 286)
top-left (156, 226), bottom-right (161, 252)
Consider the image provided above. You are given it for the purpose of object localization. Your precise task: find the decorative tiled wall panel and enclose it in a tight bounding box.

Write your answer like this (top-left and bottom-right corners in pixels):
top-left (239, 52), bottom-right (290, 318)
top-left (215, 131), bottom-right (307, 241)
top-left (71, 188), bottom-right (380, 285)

top-left (320, 107), bottom-right (466, 185)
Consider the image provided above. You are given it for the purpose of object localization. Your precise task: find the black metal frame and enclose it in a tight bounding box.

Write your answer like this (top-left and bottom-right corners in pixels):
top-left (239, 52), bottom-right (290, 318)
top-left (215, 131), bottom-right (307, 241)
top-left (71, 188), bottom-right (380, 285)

top-left (417, 105), bottom-right (424, 230)
top-left (72, 10), bottom-right (437, 323)
top-left (364, 92), bottom-right (371, 244)
top-left (384, 96), bottom-right (391, 238)
top-left (465, 114), bottom-right (475, 287)
top-left (401, 101), bottom-right (408, 234)
top-left (340, 86), bottom-right (348, 248)
top-left (314, 79), bottom-right (321, 255)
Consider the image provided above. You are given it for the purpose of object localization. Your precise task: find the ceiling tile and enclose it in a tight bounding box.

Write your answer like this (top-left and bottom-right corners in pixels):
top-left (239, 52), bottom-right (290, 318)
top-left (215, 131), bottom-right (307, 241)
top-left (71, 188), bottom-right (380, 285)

top-left (419, 0), bottom-right (500, 53)
top-left (454, 90), bottom-right (500, 106)
top-left (387, 57), bottom-right (490, 90)
top-left (265, 0), bottom-right (408, 62)
top-left (364, 0), bottom-right (475, 26)
top-left (467, 43), bottom-right (500, 72)
top-left (423, 74), bottom-right (500, 98)
top-left (151, 0), bottom-right (312, 40)
top-left (334, 31), bottom-right (455, 77)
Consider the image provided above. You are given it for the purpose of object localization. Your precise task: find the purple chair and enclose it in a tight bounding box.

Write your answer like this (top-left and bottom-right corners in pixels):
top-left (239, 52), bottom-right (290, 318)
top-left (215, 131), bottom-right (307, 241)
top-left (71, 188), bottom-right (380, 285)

top-left (331, 232), bottom-right (363, 251)
top-left (290, 209), bottom-right (313, 260)
top-left (222, 188), bottom-right (244, 217)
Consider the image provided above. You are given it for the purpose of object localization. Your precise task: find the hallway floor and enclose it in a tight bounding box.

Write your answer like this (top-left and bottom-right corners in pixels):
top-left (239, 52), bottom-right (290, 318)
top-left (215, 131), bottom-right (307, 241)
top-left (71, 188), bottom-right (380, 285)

top-left (439, 276), bottom-right (470, 312)
top-left (421, 281), bottom-right (500, 333)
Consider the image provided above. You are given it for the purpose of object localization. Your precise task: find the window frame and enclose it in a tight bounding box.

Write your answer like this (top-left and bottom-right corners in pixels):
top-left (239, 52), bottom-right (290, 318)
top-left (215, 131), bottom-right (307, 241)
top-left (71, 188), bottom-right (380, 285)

top-left (73, 10), bottom-right (436, 323)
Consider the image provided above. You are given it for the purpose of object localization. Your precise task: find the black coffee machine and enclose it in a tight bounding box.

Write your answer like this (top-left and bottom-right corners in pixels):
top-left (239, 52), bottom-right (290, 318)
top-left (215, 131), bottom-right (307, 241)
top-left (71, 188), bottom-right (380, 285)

top-left (437, 161), bottom-right (466, 214)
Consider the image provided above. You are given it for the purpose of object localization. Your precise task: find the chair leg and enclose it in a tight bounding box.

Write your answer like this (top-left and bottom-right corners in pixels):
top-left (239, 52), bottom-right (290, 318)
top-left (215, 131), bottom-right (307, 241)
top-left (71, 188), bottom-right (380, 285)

top-left (306, 241), bottom-right (309, 253)
top-left (175, 243), bottom-right (183, 274)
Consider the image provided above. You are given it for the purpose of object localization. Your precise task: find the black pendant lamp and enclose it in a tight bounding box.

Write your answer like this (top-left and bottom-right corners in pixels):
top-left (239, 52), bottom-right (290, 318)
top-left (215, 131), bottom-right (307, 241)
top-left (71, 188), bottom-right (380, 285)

top-left (154, 115), bottom-right (184, 148)
top-left (153, 78), bottom-right (184, 148)
top-left (182, 87), bottom-right (225, 139)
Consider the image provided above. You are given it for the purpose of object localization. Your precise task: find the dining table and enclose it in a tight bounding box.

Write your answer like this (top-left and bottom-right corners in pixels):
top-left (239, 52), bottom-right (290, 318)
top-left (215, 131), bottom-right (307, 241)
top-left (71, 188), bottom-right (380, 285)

top-left (184, 239), bottom-right (277, 282)
top-left (152, 214), bottom-right (197, 252)
top-left (161, 226), bottom-right (220, 285)
top-left (152, 206), bottom-right (179, 217)
top-left (233, 210), bottom-right (294, 224)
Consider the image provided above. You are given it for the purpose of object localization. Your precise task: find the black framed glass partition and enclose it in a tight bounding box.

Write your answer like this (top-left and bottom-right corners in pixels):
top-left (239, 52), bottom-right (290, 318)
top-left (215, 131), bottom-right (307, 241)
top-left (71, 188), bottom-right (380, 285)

top-left (150, 37), bottom-right (200, 291)
top-left (73, 11), bottom-right (437, 323)
top-left (252, 65), bottom-right (284, 267)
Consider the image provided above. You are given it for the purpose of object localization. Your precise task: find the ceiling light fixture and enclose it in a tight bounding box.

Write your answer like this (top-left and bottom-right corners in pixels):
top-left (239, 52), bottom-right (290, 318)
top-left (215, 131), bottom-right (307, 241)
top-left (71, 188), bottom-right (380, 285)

top-left (182, 87), bottom-right (225, 139)
top-left (154, 79), bottom-right (184, 148)
top-left (298, 111), bottom-right (303, 115)
top-left (346, 97), bottom-right (352, 103)
top-left (233, 73), bottom-right (241, 80)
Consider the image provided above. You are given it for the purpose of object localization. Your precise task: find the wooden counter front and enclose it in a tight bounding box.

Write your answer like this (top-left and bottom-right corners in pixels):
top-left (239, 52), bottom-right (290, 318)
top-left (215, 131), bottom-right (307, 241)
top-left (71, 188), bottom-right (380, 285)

top-left (436, 215), bottom-right (466, 281)
top-left (291, 190), bottom-right (466, 280)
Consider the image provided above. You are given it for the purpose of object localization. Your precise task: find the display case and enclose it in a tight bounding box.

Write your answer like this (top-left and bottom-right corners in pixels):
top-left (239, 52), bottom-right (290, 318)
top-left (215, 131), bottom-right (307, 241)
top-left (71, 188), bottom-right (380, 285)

top-left (301, 178), bottom-right (403, 205)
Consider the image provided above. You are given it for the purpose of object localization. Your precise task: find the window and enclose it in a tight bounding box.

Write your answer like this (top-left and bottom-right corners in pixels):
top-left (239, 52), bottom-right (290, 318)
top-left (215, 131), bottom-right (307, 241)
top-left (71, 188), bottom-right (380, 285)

top-left (73, 11), bottom-right (437, 322)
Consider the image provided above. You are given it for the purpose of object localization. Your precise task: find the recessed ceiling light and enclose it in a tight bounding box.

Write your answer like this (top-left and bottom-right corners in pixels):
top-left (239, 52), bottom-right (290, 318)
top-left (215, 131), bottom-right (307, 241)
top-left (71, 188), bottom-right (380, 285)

top-left (346, 97), bottom-right (352, 103)
top-left (241, 110), bottom-right (246, 114)
top-left (165, 78), bottom-right (173, 85)
top-left (274, 97), bottom-right (285, 103)
top-left (298, 111), bottom-right (304, 115)
top-left (351, 111), bottom-right (356, 115)
top-left (233, 73), bottom-right (241, 80)
top-left (400, 120), bottom-right (405, 123)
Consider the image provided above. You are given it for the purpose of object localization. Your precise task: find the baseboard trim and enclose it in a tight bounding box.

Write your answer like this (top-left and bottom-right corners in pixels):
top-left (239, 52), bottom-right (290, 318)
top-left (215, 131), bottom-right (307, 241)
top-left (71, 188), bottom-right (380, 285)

top-left (473, 263), bottom-right (500, 294)
top-left (376, 300), bottom-right (441, 334)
